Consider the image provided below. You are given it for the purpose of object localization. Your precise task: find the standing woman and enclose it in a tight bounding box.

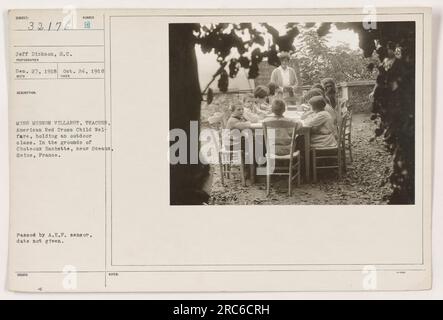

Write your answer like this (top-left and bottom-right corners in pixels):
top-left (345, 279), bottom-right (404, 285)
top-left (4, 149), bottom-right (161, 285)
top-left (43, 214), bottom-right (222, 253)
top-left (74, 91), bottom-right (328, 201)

top-left (270, 52), bottom-right (300, 90)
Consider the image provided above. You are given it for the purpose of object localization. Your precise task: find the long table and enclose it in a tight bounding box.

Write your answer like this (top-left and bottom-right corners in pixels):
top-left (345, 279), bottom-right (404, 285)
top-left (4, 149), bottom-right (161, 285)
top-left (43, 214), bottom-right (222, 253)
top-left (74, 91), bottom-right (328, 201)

top-left (248, 110), bottom-right (311, 184)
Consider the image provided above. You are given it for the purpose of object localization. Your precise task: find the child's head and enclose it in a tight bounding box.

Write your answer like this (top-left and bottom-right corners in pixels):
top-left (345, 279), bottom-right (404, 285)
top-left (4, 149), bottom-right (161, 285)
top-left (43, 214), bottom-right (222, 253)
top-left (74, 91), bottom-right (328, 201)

top-left (267, 82), bottom-right (278, 96)
top-left (308, 96), bottom-right (326, 112)
top-left (254, 85), bottom-right (270, 99)
top-left (271, 99), bottom-right (286, 116)
top-left (283, 86), bottom-right (294, 98)
top-left (311, 83), bottom-right (325, 94)
top-left (242, 93), bottom-right (255, 108)
top-left (230, 103), bottom-right (244, 117)
top-left (303, 88), bottom-right (324, 104)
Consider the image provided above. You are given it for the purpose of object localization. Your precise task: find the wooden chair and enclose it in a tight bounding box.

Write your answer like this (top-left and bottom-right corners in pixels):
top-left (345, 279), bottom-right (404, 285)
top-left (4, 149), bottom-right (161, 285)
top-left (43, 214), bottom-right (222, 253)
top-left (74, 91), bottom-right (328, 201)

top-left (311, 112), bottom-right (349, 182)
top-left (211, 121), bottom-right (246, 187)
top-left (342, 109), bottom-right (353, 163)
top-left (336, 99), bottom-right (348, 129)
top-left (263, 120), bottom-right (301, 196)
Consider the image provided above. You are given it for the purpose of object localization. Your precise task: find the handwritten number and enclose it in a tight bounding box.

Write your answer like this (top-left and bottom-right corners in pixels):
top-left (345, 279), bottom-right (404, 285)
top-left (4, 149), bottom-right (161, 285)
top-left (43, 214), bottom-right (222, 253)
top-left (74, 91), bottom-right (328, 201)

top-left (26, 21), bottom-right (69, 31)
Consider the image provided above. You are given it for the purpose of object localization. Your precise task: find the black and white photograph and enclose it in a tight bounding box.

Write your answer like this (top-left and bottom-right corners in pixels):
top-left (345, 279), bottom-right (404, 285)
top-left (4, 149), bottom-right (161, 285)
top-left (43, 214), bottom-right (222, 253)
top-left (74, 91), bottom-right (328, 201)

top-left (169, 20), bottom-right (416, 205)
top-left (3, 6), bottom-right (434, 295)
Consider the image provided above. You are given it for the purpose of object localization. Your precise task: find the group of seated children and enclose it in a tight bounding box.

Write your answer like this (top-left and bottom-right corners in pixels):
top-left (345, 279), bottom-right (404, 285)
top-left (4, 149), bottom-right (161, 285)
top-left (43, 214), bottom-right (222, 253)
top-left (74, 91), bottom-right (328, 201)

top-left (226, 82), bottom-right (339, 152)
top-left (225, 82), bottom-right (301, 128)
top-left (263, 82), bottom-right (300, 106)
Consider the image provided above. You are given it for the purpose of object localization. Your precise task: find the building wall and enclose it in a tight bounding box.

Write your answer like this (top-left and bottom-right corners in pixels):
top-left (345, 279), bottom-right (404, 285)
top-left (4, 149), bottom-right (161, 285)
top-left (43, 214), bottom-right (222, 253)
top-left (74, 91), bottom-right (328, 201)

top-left (339, 80), bottom-right (376, 114)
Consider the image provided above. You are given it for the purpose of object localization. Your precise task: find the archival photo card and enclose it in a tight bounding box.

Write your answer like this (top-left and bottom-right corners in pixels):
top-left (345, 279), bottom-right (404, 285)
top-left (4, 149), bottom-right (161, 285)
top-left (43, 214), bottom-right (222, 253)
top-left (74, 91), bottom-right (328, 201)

top-left (7, 7), bottom-right (432, 292)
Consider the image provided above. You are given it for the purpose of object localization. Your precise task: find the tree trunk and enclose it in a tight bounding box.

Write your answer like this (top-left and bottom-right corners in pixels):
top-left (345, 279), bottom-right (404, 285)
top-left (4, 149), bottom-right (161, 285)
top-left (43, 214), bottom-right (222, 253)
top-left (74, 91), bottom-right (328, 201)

top-left (169, 24), bottom-right (208, 205)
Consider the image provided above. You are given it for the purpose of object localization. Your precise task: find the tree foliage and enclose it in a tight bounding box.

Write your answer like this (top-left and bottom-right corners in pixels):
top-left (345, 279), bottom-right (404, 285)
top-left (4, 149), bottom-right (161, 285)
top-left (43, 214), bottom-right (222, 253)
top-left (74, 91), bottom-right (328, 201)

top-left (332, 22), bottom-right (416, 204)
top-left (319, 22), bottom-right (415, 204)
top-left (195, 23), bottom-right (300, 91)
top-left (344, 22), bottom-right (416, 204)
top-left (294, 28), bottom-right (377, 85)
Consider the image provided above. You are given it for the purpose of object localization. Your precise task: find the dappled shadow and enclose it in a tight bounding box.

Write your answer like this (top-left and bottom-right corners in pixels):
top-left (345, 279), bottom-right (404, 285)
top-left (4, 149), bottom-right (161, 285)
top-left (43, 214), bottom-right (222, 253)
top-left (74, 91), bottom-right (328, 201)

top-left (210, 113), bottom-right (392, 205)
